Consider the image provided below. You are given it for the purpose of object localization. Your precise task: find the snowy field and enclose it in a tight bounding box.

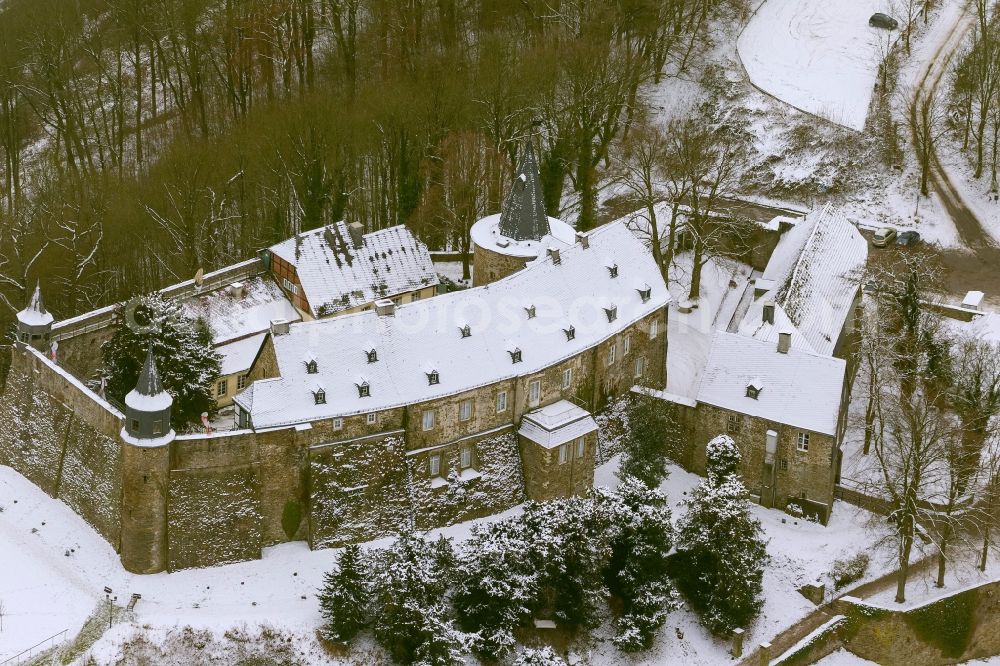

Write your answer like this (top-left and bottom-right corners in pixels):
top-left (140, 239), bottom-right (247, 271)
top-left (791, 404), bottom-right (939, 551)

top-left (738, 0), bottom-right (899, 131)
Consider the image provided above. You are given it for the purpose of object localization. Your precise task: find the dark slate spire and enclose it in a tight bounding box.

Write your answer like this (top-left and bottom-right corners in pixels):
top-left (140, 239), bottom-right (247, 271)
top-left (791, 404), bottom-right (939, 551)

top-left (498, 140), bottom-right (550, 242)
top-left (136, 347), bottom-right (165, 397)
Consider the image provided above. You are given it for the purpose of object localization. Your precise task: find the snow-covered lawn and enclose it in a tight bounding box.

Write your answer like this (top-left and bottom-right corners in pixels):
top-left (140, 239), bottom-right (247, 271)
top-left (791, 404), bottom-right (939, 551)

top-left (738, 0), bottom-right (899, 131)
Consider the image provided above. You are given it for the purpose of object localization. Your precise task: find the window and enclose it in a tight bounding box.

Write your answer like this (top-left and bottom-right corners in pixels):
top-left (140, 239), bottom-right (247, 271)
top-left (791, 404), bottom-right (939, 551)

top-left (605, 305), bottom-right (618, 322)
top-left (634, 357), bottom-right (645, 378)
top-left (510, 349), bottom-right (522, 364)
top-left (314, 389), bottom-right (326, 405)
top-left (624, 334), bottom-right (631, 355)
top-left (528, 379), bottom-right (541, 407)
top-left (333, 417), bottom-right (343, 430)
top-left (367, 412), bottom-right (377, 425)
top-left (130, 418), bottom-right (140, 432)
top-left (746, 385), bottom-right (761, 400)
top-left (306, 360), bottom-right (318, 374)
top-left (429, 454), bottom-right (441, 477)
top-left (366, 349), bottom-right (378, 363)
top-left (727, 414), bottom-right (740, 434)
top-left (237, 374), bottom-right (248, 390)
top-left (576, 436), bottom-right (586, 458)
top-left (562, 368), bottom-right (572, 390)
top-left (422, 410), bottom-right (435, 431)
top-left (608, 343), bottom-right (617, 366)
top-left (564, 325), bottom-right (575, 341)
top-left (797, 432), bottom-right (810, 452)
top-left (496, 391), bottom-right (508, 413)
top-left (460, 446), bottom-right (473, 469)
top-left (427, 371), bottom-right (440, 385)
top-left (152, 420), bottom-right (163, 436)
top-left (559, 443), bottom-right (570, 464)
top-left (525, 305), bottom-right (536, 319)
top-left (282, 278), bottom-right (299, 295)
top-left (358, 382), bottom-right (370, 398)
top-left (411, 291), bottom-right (421, 302)
top-left (779, 459), bottom-right (789, 471)
top-left (650, 319), bottom-right (658, 339)
top-left (608, 264), bottom-right (619, 278)
top-left (638, 286), bottom-right (652, 303)
top-left (459, 399), bottom-right (472, 421)
top-left (460, 324), bottom-right (471, 338)
top-left (217, 379), bottom-right (228, 396)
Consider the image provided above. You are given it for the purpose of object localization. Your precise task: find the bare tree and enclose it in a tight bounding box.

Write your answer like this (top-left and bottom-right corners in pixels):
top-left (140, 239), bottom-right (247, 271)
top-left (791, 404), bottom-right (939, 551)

top-left (909, 86), bottom-right (948, 196)
top-left (615, 120), bottom-right (670, 286)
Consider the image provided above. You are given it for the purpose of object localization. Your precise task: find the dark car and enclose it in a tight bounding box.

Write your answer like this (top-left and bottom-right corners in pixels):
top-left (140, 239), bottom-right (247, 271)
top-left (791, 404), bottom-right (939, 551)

top-left (869, 13), bottom-right (899, 30)
top-left (896, 230), bottom-right (921, 246)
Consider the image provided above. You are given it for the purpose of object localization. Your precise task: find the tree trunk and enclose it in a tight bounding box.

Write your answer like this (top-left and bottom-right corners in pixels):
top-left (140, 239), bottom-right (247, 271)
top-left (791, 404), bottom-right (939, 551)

top-left (688, 234), bottom-right (704, 302)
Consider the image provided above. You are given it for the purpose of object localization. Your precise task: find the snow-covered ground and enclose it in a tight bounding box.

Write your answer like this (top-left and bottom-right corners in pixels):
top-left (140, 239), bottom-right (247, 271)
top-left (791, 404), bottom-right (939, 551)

top-left (1, 453), bottom-right (894, 665)
top-left (738, 0), bottom-right (899, 131)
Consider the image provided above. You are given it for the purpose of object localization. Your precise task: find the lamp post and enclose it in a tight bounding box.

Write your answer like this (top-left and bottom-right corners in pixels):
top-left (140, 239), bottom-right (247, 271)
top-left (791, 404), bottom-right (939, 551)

top-left (104, 586), bottom-right (114, 629)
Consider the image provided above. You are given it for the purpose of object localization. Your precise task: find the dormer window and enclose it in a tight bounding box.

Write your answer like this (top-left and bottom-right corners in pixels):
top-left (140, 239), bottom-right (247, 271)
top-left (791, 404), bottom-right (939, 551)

top-left (357, 381), bottom-right (371, 398)
top-left (745, 381), bottom-right (762, 400)
top-left (366, 349), bottom-right (378, 363)
top-left (564, 325), bottom-right (576, 341)
top-left (313, 388), bottom-right (326, 404)
top-left (525, 305), bottom-right (536, 319)
top-left (637, 285), bottom-right (652, 303)
top-left (605, 305), bottom-right (617, 323)
top-left (305, 359), bottom-right (318, 374)
top-left (509, 348), bottom-right (522, 364)
top-left (427, 370), bottom-right (440, 385)
top-left (607, 264), bottom-right (619, 278)
top-left (460, 324), bottom-right (471, 338)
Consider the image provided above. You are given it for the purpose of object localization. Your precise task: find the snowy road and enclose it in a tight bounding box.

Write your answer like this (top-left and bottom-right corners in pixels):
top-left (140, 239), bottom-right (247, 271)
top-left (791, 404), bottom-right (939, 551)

top-left (738, 0), bottom-right (898, 131)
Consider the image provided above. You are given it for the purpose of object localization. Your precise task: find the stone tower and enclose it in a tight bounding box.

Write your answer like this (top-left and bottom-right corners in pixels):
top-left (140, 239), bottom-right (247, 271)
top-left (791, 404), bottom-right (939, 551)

top-left (15, 283), bottom-right (54, 351)
top-left (120, 348), bottom-right (174, 574)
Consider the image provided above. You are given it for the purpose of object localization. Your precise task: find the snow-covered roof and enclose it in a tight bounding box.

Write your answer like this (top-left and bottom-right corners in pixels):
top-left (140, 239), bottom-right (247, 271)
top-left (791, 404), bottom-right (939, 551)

top-left (125, 350), bottom-right (173, 412)
top-left (697, 331), bottom-right (845, 436)
top-left (518, 400), bottom-right (598, 448)
top-left (17, 283), bottom-right (54, 328)
top-left (739, 204), bottom-right (866, 356)
top-left (268, 222), bottom-right (438, 318)
top-left (470, 213), bottom-right (576, 259)
top-left (179, 276), bottom-right (300, 344)
top-left (236, 219), bottom-right (669, 429)
top-left (218, 332), bottom-right (267, 376)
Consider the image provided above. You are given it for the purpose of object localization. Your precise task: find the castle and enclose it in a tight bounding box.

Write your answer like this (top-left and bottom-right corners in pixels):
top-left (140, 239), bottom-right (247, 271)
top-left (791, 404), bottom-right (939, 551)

top-left (0, 142), bottom-right (862, 573)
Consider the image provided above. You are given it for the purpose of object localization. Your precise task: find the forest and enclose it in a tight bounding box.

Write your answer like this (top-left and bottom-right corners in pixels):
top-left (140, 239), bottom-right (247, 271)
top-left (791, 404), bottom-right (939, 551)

top-left (0, 0), bottom-right (746, 346)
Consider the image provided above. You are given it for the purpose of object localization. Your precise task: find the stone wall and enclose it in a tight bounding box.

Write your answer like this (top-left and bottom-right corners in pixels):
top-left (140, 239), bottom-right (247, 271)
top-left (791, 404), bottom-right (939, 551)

top-left (518, 430), bottom-right (596, 501)
top-left (472, 244), bottom-right (532, 286)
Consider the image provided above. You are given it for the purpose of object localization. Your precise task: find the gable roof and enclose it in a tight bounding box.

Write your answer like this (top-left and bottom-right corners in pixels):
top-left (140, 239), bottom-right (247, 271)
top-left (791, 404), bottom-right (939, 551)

top-left (498, 141), bottom-right (550, 242)
top-left (179, 276), bottom-right (301, 344)
top-left (698, 331), bottom-right (846, 436)
top-left (268, 222), bottom-right (439, 318)
top-left (236, 219), bottom-right (668, 429)
top-left (739, 204), bottom-right (867, 356)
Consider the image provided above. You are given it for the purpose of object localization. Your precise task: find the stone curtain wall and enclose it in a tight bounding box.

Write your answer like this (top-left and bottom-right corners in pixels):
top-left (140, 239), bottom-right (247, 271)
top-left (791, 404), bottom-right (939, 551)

top-left (0, 347), bottom-right (123, 546)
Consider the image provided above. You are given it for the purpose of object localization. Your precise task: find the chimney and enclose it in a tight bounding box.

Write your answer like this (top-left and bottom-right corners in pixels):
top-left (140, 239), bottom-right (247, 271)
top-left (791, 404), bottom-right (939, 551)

top-left (576, 232), bottom-right (590, 249)
top-left (270, 319), bottom-right (290, 336)
top-left (777, 330), bottom-right (792, 354)
top-left (347, 222), bottom-right (365, 249)
top-left (762, 301), bottom-right (775, 325)
top-left (375, 298), bottom-right (395, 317)
top-left (229, 282), bottom-right (245, 299)
top-left (546, 247), bottom-right (561, 264)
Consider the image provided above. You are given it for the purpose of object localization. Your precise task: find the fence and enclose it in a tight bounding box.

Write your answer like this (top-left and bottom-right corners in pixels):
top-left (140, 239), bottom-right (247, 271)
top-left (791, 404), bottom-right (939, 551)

top-left (0, 630), bottom-right (68, 666)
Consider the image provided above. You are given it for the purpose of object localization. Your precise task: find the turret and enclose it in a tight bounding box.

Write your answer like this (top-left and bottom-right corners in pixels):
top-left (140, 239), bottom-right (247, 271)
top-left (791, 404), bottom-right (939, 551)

top-left (122, 349), bottom-right (175, 443)
top-left (15, 283), bottom-right (54, 351)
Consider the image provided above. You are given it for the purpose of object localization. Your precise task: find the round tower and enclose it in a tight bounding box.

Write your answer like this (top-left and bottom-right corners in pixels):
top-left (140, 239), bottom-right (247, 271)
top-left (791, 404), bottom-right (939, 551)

top-left (470, 140), bottom-right (575, 286)
top-left (15, 283), bottom-right (54, 351)
top-left (120, 348), bottom-right (174, 573)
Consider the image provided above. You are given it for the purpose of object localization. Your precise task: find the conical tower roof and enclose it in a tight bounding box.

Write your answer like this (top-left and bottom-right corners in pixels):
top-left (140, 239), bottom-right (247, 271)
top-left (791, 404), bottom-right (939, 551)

top-left (17, 282), bottom-right (54, 327)
top-left (125, 347), bottom-right (173, 414)
top-left (135, 347), bottom-right (165, 396)
top-left (497, 141), bottom-right (550, 242)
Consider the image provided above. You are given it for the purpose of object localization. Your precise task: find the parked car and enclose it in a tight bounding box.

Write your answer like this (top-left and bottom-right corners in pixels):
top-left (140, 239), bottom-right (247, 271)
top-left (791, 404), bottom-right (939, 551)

top-left (869, 13), bottom-right (899, 30)
top-left (872, 227), bottom-right (898, 247)
top-left (896, 230), bottom-right (921, 246)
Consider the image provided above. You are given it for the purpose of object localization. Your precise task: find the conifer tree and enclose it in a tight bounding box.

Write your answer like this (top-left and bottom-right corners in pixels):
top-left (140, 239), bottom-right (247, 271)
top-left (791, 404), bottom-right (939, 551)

top-left (101, 292), bottom-right (221, 428)
top-left (318, 544), bottom-right (369, 643)
top-left (673, 436), bottom-right (768, 634)
top-left (512, 646), bottom-right (568, 666)
top-left (619, 394), bottom-right (682, 488)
